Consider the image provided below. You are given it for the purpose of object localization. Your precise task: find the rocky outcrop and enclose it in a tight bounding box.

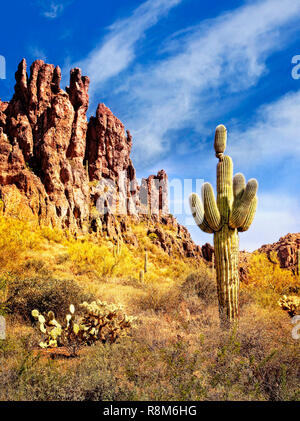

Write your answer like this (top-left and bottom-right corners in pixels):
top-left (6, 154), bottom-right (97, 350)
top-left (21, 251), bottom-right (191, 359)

top-left (257, 233), bottom-right (300, 273)
top-left (201, 243), bottom-right (214, 262)
top-left (0, 59), bottom-right (90, 230)
top-left (0, 59), bottom-right (203, 260)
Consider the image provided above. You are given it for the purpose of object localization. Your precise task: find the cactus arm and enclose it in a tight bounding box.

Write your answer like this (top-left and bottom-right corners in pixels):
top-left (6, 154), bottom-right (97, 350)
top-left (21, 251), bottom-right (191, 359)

top-left (233, 173), bottom-right (246, 200)
top-left (202, 183), bottom-right (221, 231)
top-left (229, 178), bottom-right (258, 229)
top-left (238, 196), bottom-right (257, 232)
top-left (189, 193), bottom-right (214, 233)
top-left (216, 155), bottom-right (233, 223)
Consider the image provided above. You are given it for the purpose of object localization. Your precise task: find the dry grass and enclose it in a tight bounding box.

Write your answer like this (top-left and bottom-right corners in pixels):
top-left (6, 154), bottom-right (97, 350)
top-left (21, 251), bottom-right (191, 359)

top-left (0, 215), bottom-right (299, 401)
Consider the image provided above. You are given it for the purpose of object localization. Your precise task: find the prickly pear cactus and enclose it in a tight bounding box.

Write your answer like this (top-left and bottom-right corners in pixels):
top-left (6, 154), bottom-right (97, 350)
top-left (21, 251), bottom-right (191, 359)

top-left (190, 125), bottom-right (258, 326)
top-left (32, 301), bottom-right (136, 355)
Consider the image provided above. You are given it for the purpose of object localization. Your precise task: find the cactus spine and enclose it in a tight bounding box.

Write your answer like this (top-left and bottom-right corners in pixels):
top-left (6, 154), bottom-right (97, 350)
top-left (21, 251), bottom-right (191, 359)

top-left (190, 125), bottom-right (258, 326)
top-left (297, 249), bottom-right (300, 277)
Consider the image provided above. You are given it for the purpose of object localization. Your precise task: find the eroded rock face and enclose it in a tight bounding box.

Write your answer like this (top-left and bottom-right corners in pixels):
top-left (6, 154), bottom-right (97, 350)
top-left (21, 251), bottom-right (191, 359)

top-left (0, 59), bottom-right (90, 231)
top-left (258, 233), bottom-right (300, 273)
top-left (201, 243), bottom-right (214, 262)
top-left (0, 59), bottom-right (203, 260)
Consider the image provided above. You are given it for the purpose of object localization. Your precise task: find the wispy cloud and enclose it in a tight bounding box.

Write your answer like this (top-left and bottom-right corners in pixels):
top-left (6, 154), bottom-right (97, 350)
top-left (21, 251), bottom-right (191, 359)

top-left (37, 1), bottom-right (72, 19)
top-left (27, 46), bottom-right (47, 61)
top-left (95, 0), bottom-right (300, 164)
top-left (230, 90), bottom-right (300, 167)
top-left (76, 0), bottom-right (182, 93)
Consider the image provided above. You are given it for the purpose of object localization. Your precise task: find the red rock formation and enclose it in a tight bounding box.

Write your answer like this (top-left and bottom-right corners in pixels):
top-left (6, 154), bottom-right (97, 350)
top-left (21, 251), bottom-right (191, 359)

top-left (257, 233), bottom-right (300, 273)
top-left (201, 243), bottom-right (214, 262)
top-left (0, 59), bottom-right (203, 260)
top-left (0, 59), bottom-right (90, 231)
top-left (140, 169), bottom-right (168, 216)
top-left (86, 103), bottom-right (135, 182)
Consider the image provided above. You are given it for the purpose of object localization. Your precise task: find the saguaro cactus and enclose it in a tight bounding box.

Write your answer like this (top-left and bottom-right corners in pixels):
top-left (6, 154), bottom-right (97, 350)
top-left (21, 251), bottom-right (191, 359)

top-left (189, 125), bottom-right (258, 326)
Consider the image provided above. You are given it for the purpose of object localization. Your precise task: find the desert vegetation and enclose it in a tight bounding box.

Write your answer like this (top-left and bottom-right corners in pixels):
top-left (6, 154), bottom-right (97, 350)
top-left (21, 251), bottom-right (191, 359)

top-left (0, 213), bottom-right (299, 401)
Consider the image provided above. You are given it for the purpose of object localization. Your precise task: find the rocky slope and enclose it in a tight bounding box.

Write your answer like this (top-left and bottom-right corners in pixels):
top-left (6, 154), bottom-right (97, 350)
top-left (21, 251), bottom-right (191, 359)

top-left (0, 59), bottom-right (202, 259)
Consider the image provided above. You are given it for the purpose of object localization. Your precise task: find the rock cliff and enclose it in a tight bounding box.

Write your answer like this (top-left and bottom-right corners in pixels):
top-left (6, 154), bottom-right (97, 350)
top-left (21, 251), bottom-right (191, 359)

top-left (0, 59), bottom-right (202, 259)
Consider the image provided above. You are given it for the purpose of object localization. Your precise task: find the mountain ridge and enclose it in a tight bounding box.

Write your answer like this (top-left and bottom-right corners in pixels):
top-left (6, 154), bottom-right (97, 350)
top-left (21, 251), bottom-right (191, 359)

top-left (0, 59), bottom-right (203, 259)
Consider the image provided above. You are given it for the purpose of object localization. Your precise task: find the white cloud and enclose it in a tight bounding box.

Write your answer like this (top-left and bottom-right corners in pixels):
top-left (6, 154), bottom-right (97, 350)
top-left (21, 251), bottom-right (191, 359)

top-left (229, 90), bottom-right (300, 166)
top-left (37, 1), bottom-right (72, 19)
top-left (28, 46), bottom-right (47, 62)
top-left (76, 0), bottom-right (182, 93)
top-left (101, 0), bottom-right (300, 163)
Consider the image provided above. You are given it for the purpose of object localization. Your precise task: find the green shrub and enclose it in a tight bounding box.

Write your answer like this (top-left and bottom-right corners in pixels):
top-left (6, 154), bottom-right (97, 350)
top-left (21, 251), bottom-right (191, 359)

top-left (7, 277), bottom-right (94, 321)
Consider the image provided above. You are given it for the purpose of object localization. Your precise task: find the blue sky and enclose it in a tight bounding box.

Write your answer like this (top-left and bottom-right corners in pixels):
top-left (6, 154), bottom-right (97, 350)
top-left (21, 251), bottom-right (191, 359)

top-left (1, 0), bottom-right (300, 250)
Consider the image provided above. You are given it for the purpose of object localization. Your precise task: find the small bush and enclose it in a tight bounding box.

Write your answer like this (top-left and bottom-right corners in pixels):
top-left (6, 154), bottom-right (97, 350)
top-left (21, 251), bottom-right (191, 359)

top-left (181, 269), bottom-right (217, 305)
top-left (23, 258), bottom-right (46, 273)
top-left (40, 226), bottom-right (65, 243)
top-left (55, 254), bottom-right (70, 265)
top-left (0, 216), bottom-right (38, 271)
top-left (135, 284), bottom-right (181, 313)
top-left (7, 277), bottom-right (94, 321)
top-left (246, 252), bottom-right (300, 296)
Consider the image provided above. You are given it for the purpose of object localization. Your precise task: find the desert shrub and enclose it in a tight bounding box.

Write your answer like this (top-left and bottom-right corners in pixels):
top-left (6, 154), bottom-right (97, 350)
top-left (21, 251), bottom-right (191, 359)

top-left (246, 252), bottom-right (299, 296)
top-left (68, 240), bottom-right (137, 279)
top-left (0, 337), bottom-right (206, 401)
top-left (135, 284), bottom-right (181, 313)
top-left (0, 216), bottom-right (38, 272)
top-left (181, 268), bottom-right (217, 305)
top-left (55, 253), bottom-right (70, 265)
top-left (7, 277), bottom-right (94, 321)
top-left (40, 226), bottom-right (65, 243)
top-left (1, 308), bottom-right (299, 401)
top-left (23, 258), bottom-right (46, 273)
top-left (205, 324), bottom-right (300, 401)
